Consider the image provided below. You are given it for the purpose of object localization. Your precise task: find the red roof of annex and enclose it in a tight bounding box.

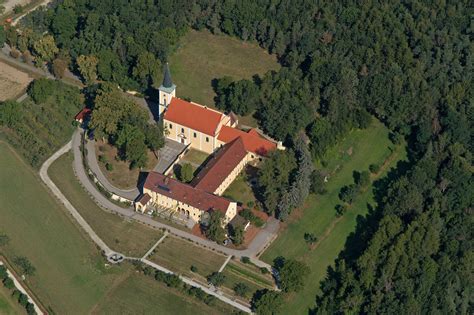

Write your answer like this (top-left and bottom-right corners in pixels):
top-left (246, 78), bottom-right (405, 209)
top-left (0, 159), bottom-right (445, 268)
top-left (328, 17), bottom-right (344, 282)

top-left (143, 171), bottom-right (231, 214)
top-left (218, 126), bottom-right (276, 156)
top-left (191, 137), bottom-right (247, 193)
top-left (163, 98), bottom-right (224, 136)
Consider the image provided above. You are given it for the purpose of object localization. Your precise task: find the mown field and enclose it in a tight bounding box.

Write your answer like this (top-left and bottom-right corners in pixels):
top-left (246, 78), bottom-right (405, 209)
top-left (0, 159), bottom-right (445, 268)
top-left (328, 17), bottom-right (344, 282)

top-left (92, 271), bottom-right (235, 315)
top-left (221, 260), bottom-right (274, 301)
top-left (150, 236), bottom-right (227, 280)
top-left (164, 29), bottom-right (280, 126)
top-left (261, 120), bottom-right (407, 314)
top-left (0, 142), bottom-right (120, 314)
top-left (0, 142), bottom-right (239, 314)
top-left (48, 152), bottom-right (162, 257)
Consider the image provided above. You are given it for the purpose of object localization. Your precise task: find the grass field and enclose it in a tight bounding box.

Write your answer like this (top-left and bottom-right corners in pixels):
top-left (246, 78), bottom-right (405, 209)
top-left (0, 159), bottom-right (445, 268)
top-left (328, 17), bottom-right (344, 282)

top-left (150, 236), bottom-right (227, 280)
top-left (0, 142), bottom-right (122, 313)
top-left (221, 260), bottom-right (274, 301)
top-left (95, 141), bottom-right (158, 189)
top-left (0, 283), bottom-right (26, 315)
top-left (261, 120), bottom-right (407, 314)
top-left (0, 142), bottom-right (239, 314)
top-left (165, 29), bottom-right (279, 126)
top-left (49, 152), bottom-right (163, 257)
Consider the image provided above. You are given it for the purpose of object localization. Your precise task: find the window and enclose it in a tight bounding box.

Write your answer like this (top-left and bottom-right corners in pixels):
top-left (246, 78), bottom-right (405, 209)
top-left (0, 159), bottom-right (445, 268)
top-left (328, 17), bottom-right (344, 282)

top-left (169, 123), bottom-right (172, 129)
top-left (181, 128), bottom-right (184, 133)
top-left (206, 137), bottom-right (209, 142)
top-left (193, 132), bottom-right (197, 138)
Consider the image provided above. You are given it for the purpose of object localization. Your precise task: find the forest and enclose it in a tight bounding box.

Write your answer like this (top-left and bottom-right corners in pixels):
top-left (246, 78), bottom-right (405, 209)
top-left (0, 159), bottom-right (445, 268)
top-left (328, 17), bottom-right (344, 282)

top-left (1, 0), bottom-right (472, 313)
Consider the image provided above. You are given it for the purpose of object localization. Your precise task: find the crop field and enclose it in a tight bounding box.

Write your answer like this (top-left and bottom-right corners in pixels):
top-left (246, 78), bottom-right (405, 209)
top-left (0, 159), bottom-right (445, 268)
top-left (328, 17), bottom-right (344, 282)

top-left (0, 61), bottom-right (32, 101)
top-left (150, 235), bottom-right (227, 280)
top-left (48, 152), bottom-right (163, 257)
top-left (261, 120), bottom-right (407, 314)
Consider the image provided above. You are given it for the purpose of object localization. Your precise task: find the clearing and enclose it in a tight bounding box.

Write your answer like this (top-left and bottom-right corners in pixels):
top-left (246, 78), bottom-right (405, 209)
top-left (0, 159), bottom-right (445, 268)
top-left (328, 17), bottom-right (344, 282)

top-left (149, 235), bottom-right (227, 281)
top-left (164, 29), bottom-right (280, 126)
top-left (0, 60), bottom-right (32, 101)
top-left (260, 120), bottom-right (407, 314)
top-left (48, 152), bottom-right (163, 257)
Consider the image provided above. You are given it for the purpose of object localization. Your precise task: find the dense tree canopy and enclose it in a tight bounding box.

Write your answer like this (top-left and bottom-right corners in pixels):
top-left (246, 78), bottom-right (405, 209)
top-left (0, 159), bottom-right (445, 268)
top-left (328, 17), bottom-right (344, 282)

top-left (18, 0), bottom-right (473, 313)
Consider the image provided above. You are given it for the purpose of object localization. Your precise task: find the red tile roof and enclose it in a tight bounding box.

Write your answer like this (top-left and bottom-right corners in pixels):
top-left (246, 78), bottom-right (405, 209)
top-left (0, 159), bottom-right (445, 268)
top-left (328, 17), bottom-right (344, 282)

top-left (163, 98), bottom-right (224, 136)
top-left (218, 126), bottom-right (276, 156)
top-left (144, 172), bottom-right (231, 214)
top-left (191, 138), bottom-right (248, 193)
top-left (75, 108), bottom-right (91, 122)
top-left (137, 193), bottom-right (151, 205)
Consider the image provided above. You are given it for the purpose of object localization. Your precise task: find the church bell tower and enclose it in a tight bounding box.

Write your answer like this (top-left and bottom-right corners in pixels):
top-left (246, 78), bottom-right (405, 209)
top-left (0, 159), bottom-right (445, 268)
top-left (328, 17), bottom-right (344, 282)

top-left (158, 63), bottom-right (176, 117)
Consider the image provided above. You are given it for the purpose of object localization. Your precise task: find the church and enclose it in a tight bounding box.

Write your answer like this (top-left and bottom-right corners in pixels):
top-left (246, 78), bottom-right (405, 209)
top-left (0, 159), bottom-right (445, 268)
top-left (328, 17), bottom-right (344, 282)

top-left (135, 64), bottom-right (282, 229)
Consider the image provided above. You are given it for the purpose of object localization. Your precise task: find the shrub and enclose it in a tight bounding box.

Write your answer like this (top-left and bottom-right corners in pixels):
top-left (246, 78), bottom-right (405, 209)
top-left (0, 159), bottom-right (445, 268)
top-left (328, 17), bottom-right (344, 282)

top-left (241, 256), bottom-right (251, 264)
top-left (0, 266), bottom-right (7, 280)
top-left (207, 272), bottom-right (225, 287)
top-left (203, 294), bottom-right (216, 306)
top-left (339, 184), bottom-right (358, 204)
top-left (260, 267), bottom-right (269, 274)
top-left (10, 49), bottom-right (20, 59)
top-left (354, 170), bottom-right (371, 188)
top-left (26, 302), bottom-right (36, 315)
top-left (246, 200), bottom-right (255, 208)
top-left (18, 293), bottom-right (28, 306)
top-left (13, 4), bottom-right (23, 14)
top-left (234, 282), bottom-right (250, 297)
top-left (369, 163), bottom-right (380, 174)
top-left (190, 265), bottom-right (198, 273)
top-left (105, 163), bottom-right (113, 171)
top-left (3, 277), bottom-right (14, 289)
top-left (335, 204), bottom-right (348, 217)
top-left (304, 232), bottom-right (318, 244)
top-left (240, 209), bottom-right (265, 227)
top-left (13, 256), bottom-right (35, 276)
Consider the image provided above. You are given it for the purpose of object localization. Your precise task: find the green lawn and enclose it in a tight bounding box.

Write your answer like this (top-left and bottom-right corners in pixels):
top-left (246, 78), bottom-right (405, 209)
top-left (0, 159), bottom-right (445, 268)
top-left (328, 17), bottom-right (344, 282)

top-left (0, 142), bottom-right (121, 314)
top-left (222, 169), bottom-right (257, 207)
top-left (93, 271), bottom-right (235, 315)
top-left (163, 29), bottom-right (280, 126)
top-left (261, 120), bottom-right (407, 314)
top-left (0, 283), bottom-right (25, 315)
top-left (48, 152), bottom-right (163, 257)
top-left (181, 148), bottom-right (210, 167)
top-left (150, 236), bottom-right (227, 281)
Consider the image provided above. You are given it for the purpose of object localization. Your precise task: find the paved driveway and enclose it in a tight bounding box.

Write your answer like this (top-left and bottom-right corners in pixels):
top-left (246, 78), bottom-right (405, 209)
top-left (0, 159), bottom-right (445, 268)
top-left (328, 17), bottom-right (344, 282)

top-left (154, 139), bottom-right (187, 173)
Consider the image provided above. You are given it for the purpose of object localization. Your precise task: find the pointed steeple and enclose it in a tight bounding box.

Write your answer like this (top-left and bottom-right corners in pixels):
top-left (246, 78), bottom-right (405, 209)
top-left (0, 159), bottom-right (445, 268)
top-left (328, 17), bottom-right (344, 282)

top-left (162, 63), bottom-right (173, 88)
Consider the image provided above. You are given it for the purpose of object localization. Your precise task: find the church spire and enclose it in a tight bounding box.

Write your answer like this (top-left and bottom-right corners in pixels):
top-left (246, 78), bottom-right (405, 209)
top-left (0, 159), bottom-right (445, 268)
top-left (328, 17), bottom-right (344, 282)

top-left (162, 63), bottom-right (173, 88)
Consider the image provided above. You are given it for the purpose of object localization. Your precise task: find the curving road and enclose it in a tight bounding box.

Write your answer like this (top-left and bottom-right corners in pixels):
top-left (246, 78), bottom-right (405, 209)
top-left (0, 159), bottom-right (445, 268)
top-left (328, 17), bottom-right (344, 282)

top-left (39, 137), bottom-right (252, 313)
top-left (71, 129), bottom-right (278, 269)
